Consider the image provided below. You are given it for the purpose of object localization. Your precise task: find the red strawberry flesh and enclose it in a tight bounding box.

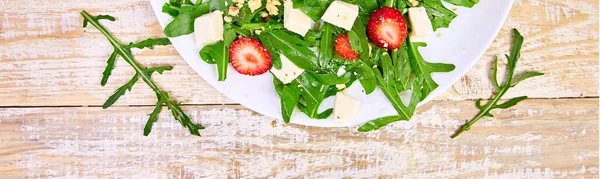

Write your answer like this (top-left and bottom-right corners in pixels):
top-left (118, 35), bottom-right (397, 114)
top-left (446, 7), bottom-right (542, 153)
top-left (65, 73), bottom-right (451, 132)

top-left (334, 34), bottom-right (360, 61)
top-left (229, 38), bottom-right (272, 76)
top-left (367, 7), bottom-right (408, 50)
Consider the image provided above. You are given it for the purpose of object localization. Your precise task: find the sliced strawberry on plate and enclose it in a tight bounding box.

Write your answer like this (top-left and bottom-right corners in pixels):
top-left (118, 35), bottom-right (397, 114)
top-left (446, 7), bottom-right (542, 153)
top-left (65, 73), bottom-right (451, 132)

top-left (334, 34), bottom-right (360, 61)
top-left (367, 7), bottom-right (408, 50)
top-left (229, 38), bottom-right (272, 76)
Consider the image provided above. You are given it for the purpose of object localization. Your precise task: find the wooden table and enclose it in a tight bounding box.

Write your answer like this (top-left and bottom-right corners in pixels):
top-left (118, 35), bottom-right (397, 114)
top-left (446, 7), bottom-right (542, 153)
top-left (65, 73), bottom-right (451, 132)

top-left (1, 0), bottom-right (598, 178)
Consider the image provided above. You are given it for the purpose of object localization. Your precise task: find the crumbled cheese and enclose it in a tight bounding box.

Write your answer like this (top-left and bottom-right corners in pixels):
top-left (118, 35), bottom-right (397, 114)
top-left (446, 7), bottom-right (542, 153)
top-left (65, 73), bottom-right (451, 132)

top-left (255, 30), bottom-right (263, 34)
top-left (228, 6), bottom-right (241, 17)
top-left (266, 0), bottom-right (281, 15)
top-left (248, 0), bottom-right (262, 12)
top-left (336, 84), bottom-right (346, 90)
top-left (224, 16), bottom-right (233, 23)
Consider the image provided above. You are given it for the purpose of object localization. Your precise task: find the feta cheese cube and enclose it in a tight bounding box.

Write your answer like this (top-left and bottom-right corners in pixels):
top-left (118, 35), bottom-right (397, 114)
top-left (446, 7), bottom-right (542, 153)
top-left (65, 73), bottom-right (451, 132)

top-left (284, 0), bottom-right (313, 36)
top-left (271, 54), bottom-right (305, 84)
top-left (408, 7), bottom-right (434, 43)
top-left (321, 1), bottom-right (359, 30)
top-left (194, 10), bottom-right (224, 47)
top-left (333, 92), bottom-right (359, 123)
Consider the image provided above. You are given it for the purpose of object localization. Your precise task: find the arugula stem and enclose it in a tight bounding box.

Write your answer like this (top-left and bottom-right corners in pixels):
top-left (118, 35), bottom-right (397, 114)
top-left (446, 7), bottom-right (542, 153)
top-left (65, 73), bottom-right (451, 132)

top-left (81, 10), bottom-right (201, 135)
top-left (451, 85), bottom-right (510, 138)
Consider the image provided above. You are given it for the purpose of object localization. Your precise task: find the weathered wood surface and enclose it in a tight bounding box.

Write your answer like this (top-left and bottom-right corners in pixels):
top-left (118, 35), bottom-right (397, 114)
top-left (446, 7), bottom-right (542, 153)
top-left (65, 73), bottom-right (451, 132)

top-left (1, 99), bottom-right (598, 178)
top-left (0, 0), bottom-right (598, 178)
top-left (0, 0), bottom-right (597, 106)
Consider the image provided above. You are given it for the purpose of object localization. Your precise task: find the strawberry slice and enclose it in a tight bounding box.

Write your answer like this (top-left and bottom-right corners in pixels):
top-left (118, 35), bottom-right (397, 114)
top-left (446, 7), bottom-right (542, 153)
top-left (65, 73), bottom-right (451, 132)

top-left (367, 7), bottom-right (408, 50)
top-left (229, 38), bottom-right (272, 76)
top-left (334, 34), bottom-right (360, 61)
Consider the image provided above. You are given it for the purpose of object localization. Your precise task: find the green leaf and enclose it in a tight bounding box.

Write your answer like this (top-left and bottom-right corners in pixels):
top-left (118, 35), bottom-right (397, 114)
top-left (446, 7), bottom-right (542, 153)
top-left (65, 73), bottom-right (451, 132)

top-left (290, 0), bottom-right (333, 21)
top-left (259, 31), bottom-right (319, 71)
top-left (273, 78), bottom-right (301, 123)
top-left (315, 109), bottom-right (334, 119)
top-left (103, 74), bottom-right (139, 109)
top-left (318, 23), bottom-right (335, 68)
top-left (421, 0), bottom-right (457, 30)
top-left (511, 72), bottom-right (544, 87)
top-left (407, 41), bottom-right (455, 99)
top-left (443, 0), bottom-right (479, 8)
top-left (257, 34), bottom-right (282, 70)
top-left (308, 72), bottom-right (352, 85)
top-left (355, 62), bottom-right (377, 94)
top-left (475, 98), bottom-right (485, 110)
top-left (162, 3), bottom-right (181, 17)
top-left (492, 56), bottom-right (501, 89)
top-left (83, 14), bottom-right (115, 28)
top-left (358, 115), bottom-right (407, 132)
top-left (144, 98), bottom-right (164, 136)
top-left (101, 50), bottom-right (118, 86)
top-left (452, 29), bottom-right (537, 139)
top-left (126, 38), bottom-right (172, 50)
top-left (81, 10), bottom-right (203, 136)
top-left (294, 73), bottom-right (333, 118)
top-left (145, 66), bottom-right (174, 77)
top-left (199, 42), bottom-right (221, 65)
top-left (495, 96), bottom-right (528, 109)
top-left (392, 46), bottom-right (411, 92)
top-left (164, 0), bottom-right (226, 37)
top-left (347, 31), bottom-right (363, 53)
top-left (349, 20), bottom-right (370, 58)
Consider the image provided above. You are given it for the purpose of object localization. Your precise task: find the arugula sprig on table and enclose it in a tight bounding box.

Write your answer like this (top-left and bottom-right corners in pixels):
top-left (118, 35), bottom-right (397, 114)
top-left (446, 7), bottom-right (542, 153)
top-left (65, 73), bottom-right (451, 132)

top-left (81, 11), bottom-right (203, 136)
top-left (451, 29), bottom-right (544, 138)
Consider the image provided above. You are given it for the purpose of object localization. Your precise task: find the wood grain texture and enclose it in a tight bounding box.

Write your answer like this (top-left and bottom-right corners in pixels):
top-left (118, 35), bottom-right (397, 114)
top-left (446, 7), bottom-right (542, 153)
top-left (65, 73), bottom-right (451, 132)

top-left (0, 0), bottom-right (598, 106)
top-left (0, 0), bottom-right (598, 178)
top-left (0, 99), bottom-right (598, 178)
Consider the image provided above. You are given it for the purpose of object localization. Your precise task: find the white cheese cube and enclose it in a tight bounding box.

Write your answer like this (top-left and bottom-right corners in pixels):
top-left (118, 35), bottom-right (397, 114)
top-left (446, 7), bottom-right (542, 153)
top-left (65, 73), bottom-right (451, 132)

top-left (321, 1), bottom-right (359, 30)
top-left (284, 0), bottom-right (313, 36)
top-left (271, 54), bottom-right (305, 84)
top-left (408, 7), bottom-right (434, 43)
top-left (333, 92), bottom-right (359, 123)
top-left (194, 10), bottom-right (224, 47)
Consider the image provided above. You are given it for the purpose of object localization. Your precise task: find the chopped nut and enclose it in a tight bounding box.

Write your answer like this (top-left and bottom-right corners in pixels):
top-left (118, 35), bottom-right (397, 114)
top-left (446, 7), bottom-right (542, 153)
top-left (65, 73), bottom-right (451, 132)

top-left (228, 6), bottom-right (241, 17)
top-left (248, 0), bottom-right (262, 12)
top-left (224, 16), bottom-right (233, 23)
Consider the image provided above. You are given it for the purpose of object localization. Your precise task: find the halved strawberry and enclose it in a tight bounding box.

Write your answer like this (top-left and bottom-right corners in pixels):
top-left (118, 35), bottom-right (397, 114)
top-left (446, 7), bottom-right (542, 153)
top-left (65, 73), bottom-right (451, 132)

top-left (367, 7), bottom-right (408, 50)
top-left (334, 34), bottom-right (360, 61)
top-left (229, 38), bottom-right (272, 76)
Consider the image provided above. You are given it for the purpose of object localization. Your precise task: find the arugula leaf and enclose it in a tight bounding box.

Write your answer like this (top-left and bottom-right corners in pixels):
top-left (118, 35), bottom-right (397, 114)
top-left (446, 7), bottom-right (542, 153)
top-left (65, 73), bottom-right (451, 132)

top-left (294, 73), bottom-right (334, 119)
top-left (198, 25), bottom-right (236, 81)
top-left (273, 78), bottom-right (301, 123)
top-left (81, 11), bottom-right (204, 136)
top-left (348, 20), bottom-right (370, 58)
top-left (444, 0), bottom-right (479, 8)
top-left (164, 0), bottom-right (226, 37)
top-left (144, 96), bottom-right (164, 136)
top-left (257, 34), bottom-right (283, 69)
top-left (451, 29), bottom-right (544, 138)
top-left (421, 0), bottom-right (457, 30)
top-left (258, 31), bottom-right (319, 71)
top-left (126, 38), bottom-right (172, 49)
top-left (317, 22), bottom-right (336, 69)
top-left (290, 0), bottom-right (333, 21)
top-left (407, 41), bottom-right (455, 99)
top-left (358, 115), bottom-right (407, 132)
top-left (354, 62), bottom-right (377, 94)
top-left (101, 51), bottom-right (118, 86)
top-left (391, 45), bottom-right (411, 92)
top-left (308, 72), bottom-right (352, 85)
top-left (103, 73), bottom-right (139, 109)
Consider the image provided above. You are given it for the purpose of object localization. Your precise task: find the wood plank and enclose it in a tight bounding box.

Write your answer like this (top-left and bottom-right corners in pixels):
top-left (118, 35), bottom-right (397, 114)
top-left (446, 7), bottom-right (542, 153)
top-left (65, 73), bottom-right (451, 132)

top-left (0, 99), bottom-right (597, 178)
top-left (0, 0), bottom-right (598, 106)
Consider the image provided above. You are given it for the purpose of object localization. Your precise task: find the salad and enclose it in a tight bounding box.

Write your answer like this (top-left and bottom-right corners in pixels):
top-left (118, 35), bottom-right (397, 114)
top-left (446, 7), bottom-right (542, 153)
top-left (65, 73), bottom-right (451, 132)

top-left (161, 0), bottom-right (480, 131)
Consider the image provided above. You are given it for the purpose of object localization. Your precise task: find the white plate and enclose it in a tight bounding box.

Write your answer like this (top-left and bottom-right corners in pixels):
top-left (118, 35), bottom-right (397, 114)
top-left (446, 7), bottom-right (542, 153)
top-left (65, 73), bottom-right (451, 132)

top-left (150, 0), bottom-right (513, 127)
